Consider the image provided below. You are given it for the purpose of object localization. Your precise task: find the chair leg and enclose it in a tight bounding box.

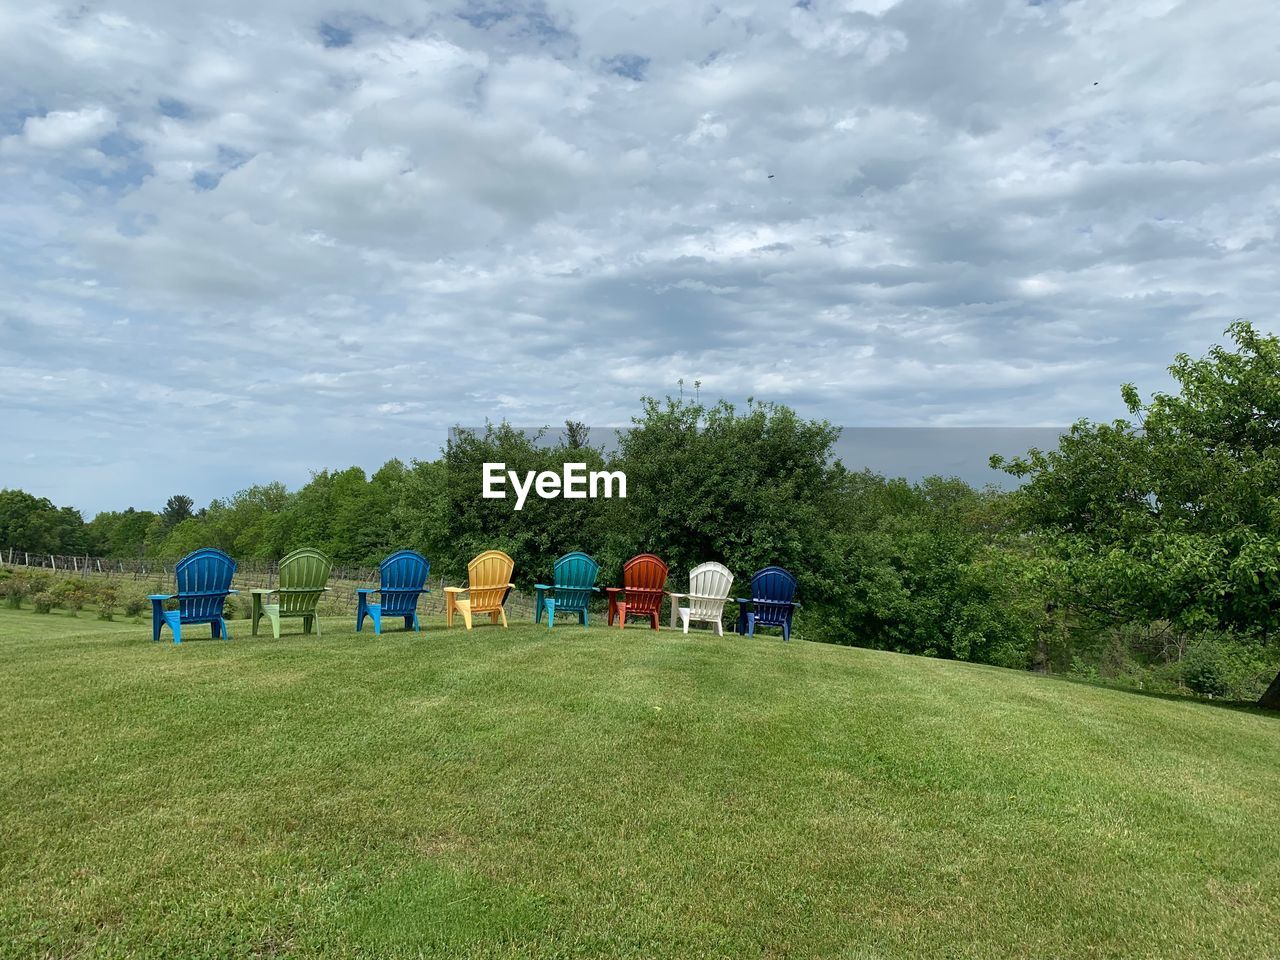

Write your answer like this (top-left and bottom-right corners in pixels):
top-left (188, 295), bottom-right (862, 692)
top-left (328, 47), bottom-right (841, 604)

top-left (270, 611), bottom-right (280, 640)
top-left (221, 617), bottom-right (232, 641)
top-left (649, 612), bottom-right (659, 631)
top-left (616, 602), bottom-right (626, 629)
top-left (151, 601), bottom-right (164, 643)
top-left (499, 607), bottom-right (508, 628)
top-left (580, 608), bottom-right (588, 627)
top-left (370, 605), bottom-right (382, 635)
top-left (405, 615), bottom-right (415, 632)
top-left (680, 608), bottom-right (690, 634)
top-left (489, 611), bottom-right (501, 625)
top-left (782, 619), bottom-right (790, 642)
top-left (544, 598), bottom-right (556, 629)
top-left (356, 596), bottom-right (368, 633)
top-left (457, 599), bottom-right (473, 630)
top-left (715, 620), bottom-right (724, 637)
top-left (410, 613), bottom-right (420, 632)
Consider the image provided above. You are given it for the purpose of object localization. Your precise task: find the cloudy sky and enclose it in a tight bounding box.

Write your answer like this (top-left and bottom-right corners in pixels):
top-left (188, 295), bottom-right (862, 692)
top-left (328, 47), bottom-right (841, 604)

top-left (2, 0), bottom-right (1278, 514)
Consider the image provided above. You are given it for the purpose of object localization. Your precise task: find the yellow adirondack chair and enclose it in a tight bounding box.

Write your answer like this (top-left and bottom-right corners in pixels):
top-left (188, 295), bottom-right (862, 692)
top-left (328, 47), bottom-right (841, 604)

top-left (444, 550), bottom-right (516, 629)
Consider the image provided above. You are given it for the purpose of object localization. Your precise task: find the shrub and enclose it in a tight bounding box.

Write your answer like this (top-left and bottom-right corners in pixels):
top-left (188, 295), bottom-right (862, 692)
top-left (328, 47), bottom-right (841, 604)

top-left (222, 594), bottom-right (248, 620)
top-left (1180, 633), bottom-right (1275, 701)
top-left (0, 575), bottom-right (26, 609)
top-left (53, 580), bottom-right (87, 615)
top-left (96, 585), bottom-right (119, 621)
top-left (121, 587), bottom-right (150, 618)
top-left (31, 591), bottom-right (56, 614)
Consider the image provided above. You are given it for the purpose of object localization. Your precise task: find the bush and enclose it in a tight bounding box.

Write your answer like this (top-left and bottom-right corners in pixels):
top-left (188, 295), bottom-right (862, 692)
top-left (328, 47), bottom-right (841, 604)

top-left (1180, 634), bottom-right (1276, 701)
top-left (96, 585), bottom-right (119, 621)
top-left (120, 587), bottom-right (150, 618)
top-left (222, 594), bottom-right (248, 620)
top-left (31, 591), bottom-right (55, 614)
top-left (0, 575), bottom-right (26, 609)
top-left (53, 580), bottom-right (87, 616)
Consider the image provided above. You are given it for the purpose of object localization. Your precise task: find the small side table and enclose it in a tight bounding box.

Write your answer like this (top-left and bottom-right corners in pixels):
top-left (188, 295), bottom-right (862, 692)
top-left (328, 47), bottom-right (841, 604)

top-left (605, 587), bottom-right (626, 627)
top-left (666, 593), bottom-right (686, 629)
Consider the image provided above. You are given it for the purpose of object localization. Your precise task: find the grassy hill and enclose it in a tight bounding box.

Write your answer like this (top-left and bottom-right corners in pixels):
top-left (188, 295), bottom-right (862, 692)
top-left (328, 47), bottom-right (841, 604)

top-left (1, 608), bottom-right (1277, 959)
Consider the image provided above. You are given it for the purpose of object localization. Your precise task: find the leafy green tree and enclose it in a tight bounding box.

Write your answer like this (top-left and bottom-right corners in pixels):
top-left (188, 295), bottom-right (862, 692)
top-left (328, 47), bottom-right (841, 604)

top-left (162, 495), bottom-right (195, 530)
top-left (0, 489), bottom-right (87, 554)
top-left (613, 397), bottom-right (843, 606)
top-left (85, 508), bottom-right (157, 557)
top-left (440, 423), bottom-right (613, 582)
top-left (995, 321), bottom-right (1280, 707)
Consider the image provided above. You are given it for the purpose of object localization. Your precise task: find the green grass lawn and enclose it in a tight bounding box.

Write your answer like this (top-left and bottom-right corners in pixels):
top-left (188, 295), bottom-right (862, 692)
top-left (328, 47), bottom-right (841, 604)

top-left (1, 608), bottom-right (1277, 959)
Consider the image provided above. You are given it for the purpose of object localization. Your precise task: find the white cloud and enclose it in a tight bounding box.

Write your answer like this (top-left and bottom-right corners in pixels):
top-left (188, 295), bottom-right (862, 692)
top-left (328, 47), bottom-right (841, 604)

top-left (19, 106), bottom-right (117, 149)
top-left (1, 0), bottom-right (1279, 512)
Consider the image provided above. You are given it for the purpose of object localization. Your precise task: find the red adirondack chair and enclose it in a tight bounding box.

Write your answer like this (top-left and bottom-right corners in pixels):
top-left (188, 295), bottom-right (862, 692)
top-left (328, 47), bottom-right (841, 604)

top-left (605, 553), bottom-right (669, 630)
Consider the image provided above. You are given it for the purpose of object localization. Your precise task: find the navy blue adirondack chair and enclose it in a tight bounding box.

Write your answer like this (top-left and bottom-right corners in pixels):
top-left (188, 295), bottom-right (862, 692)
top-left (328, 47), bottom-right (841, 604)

top-left (356, 550), bottom-right (430, 634)
top-left (150, 547), bottom-right (238, 644)
top-left (736, 566), bottom-right (798, 641)
top-left (535, 551), bottom-right (600, 628)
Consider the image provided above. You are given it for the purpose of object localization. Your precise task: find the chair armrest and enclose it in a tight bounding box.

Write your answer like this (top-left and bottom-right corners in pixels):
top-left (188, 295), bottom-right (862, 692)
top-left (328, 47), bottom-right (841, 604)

top-left (227, 589), bottom-right (239, 595)
top-left (147, 594), bottom-right (173, 601)
top-left (534, 584), bottom-right (551, 591)
top-left (734, 597), bottom-right (752, 605)
top-left (443, 586), bottom-right (465, 594)
top-left (356, 588), bottom-right (376, 595)
top-left (687, 593), bottom-right (726, 601)
top-left (591, 586), bottom-right (601, 593)
top-left (606, 587), bottom-right (623, 594)
top-left (250, 588), bottom-right (275, 596)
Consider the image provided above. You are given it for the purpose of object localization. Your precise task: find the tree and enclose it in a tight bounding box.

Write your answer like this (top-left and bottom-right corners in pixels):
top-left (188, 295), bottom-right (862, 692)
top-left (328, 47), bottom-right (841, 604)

top-left (995, 321), bottom-right (1280, 707)
top-left (0, 489), bottom-right (86, 554)
top-left (563, 420), bottom-right (591, 450)
top-left (162, 495), bottom-right (195, 530)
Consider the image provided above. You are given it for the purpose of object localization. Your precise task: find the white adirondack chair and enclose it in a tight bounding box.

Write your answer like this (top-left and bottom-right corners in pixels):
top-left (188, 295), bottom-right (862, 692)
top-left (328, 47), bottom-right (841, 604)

top-left (667, 561), bottom-right (733, 635)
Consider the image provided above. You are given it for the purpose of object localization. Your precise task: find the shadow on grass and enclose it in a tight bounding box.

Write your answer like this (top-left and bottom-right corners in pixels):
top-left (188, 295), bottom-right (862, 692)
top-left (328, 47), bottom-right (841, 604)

top-left (1049, 672), bottom-right (1280, 719)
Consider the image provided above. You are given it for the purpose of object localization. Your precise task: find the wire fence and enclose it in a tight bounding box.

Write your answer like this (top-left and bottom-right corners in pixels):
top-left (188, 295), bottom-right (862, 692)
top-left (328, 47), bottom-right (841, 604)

top-left (0, 548), bottom-right (542, 622)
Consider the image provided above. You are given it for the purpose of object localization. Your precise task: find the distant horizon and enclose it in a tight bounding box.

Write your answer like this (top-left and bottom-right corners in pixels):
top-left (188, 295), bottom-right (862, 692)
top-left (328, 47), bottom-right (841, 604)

top-left (9, 423), bottom-right (1068, 519)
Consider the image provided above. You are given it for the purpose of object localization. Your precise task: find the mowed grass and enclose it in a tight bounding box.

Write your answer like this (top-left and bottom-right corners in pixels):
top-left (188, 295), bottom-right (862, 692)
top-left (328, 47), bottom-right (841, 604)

top-left (1, 608), bottom-right (1278, 960)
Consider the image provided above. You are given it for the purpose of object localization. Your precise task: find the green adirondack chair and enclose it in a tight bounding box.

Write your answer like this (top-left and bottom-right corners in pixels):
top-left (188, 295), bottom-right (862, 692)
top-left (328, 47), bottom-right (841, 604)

top-left (250, 547), bottom-right (333, 639)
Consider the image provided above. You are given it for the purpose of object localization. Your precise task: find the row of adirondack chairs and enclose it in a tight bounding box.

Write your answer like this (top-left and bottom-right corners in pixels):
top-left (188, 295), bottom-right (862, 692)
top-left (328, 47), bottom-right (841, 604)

top-left (148, 547), bottom-right (798, 643)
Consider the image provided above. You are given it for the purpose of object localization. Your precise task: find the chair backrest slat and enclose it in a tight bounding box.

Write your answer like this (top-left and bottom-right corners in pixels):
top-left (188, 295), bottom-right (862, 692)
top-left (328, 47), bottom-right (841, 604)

top-left (467, 550), bottom-right (515, 611)
top-left (688, 561), bottom-right (733, 619)
top-left (379, 550), bottom-right (430, 616)
top-left (278, 547), bottom-right (332, 615)
top-left (552, 551), bottom-right (599, 612)
top-left (174, 548), bottom-right (236, 623)
top-left (622, 553), bottom-right (668, 615)
top-left (751, 566), bottom-right (797, 625)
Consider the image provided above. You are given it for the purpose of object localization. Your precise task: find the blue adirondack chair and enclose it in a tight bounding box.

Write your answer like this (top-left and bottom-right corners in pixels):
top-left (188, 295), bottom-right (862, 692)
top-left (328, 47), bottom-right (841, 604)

top-left (535, 551), bottom-right (600, 628)
top-left (735, 566), bottom-right (799, 641)
top-left (356, 550), bottom-right (430, 634)
top-left (149, 547), bottom-right (238, 644)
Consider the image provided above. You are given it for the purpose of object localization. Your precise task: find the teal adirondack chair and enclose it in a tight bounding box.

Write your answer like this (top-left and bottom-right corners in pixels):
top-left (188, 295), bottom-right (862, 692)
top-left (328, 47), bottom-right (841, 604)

top-left (250, 547), bottom-right (333, 639)
top-left (150, 547), bottom-right (238, 644)
top-left (356, 550), bottom-right (431, 634)
top-left (534, 551), bottom-right (600, 628)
